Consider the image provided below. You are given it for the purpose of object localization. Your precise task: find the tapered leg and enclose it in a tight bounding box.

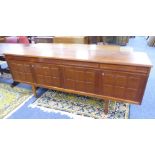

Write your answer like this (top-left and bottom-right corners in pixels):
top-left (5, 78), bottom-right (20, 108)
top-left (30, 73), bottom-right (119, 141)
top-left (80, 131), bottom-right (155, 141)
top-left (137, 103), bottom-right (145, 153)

top-left (104, 100), bottom-right (109, 114)
top-left (32, 85), bottom-right (37, 97)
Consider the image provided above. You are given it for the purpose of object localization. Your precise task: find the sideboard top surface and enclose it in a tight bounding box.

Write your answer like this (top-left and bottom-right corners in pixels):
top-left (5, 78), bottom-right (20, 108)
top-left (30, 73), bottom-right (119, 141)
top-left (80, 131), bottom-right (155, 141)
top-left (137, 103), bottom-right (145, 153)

top-left (0, 43), bottom-right (152, 67)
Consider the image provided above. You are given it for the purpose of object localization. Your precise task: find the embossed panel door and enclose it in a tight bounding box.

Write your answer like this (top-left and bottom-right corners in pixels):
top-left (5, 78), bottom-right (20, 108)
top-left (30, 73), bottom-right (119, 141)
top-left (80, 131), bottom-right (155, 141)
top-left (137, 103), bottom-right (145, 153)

top-left (33, 63), bottom-right (61, 87)
top-left (63, 66), bottom-right (97, 93)
top-left (100, 70), bottom-right (148, 103)
top-left (8, 60), bottom-right (33, 83)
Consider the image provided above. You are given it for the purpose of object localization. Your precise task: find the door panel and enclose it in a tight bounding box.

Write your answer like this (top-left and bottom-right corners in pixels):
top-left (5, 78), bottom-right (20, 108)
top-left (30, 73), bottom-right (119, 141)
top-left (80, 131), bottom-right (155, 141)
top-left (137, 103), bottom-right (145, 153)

top-left (33, 63), bottom-right (61, 87)
top-left (100, 70), bottom-right (148, 102)
top-left (127, 76), bottom-right (142, 89)
top-left (64, 79), bottom-right (75, 90)
top-left (125, 88), bottom-right (138, 101)
top-left (114, 86), bottom-right (125, 98)
top-left (8, 60), bottom-right (33, 83)
top-left (63, 66), bottom-right (97, 93)
top-left (102, 85), bottom-right (113, 96)
top-left (115, 75), bottom-right (127, 87)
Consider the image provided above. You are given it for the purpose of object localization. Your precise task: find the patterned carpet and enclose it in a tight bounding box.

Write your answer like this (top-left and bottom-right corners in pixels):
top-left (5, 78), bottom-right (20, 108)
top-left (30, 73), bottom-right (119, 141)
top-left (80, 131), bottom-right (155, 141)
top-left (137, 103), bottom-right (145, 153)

top-left (29, 90), bottom-right (129, 119)
top-left (0, 83), bottom-right (33, 118)
top-left (0, 72), bottom-right (130, 119)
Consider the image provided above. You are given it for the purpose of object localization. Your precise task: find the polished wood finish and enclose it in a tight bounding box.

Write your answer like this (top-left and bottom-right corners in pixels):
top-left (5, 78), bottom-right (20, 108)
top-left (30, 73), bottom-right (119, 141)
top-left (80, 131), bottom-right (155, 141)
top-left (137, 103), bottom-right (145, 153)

top-left (1, 44), bottom-right (152, 114)
top-left (33, 63), bottom-right (61, 87)
top-left (63, 66), bottom-right (96, 93)
top-left (99, 70), bottom-right (148, 103)
top-left (0, 43), bottom-right (151, 67)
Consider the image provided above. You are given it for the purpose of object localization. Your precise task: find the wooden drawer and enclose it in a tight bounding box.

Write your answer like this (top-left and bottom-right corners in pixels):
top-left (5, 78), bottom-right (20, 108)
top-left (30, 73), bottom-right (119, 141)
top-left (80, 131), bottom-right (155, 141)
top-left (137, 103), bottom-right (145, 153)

top-left (5, 55), bottom-right (99, 68)
top-left (100, 63), bottom-right (150, 74)
top-left (5, 55), bottom-right (36, 62)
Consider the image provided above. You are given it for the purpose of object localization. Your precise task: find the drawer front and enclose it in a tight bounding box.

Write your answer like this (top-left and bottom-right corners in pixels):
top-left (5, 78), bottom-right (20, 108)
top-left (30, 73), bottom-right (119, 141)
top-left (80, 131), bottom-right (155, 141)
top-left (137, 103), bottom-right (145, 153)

top-left (100, 64), bottom-right (150, 74)
top-left (5, 55), bottom-right (99, 68)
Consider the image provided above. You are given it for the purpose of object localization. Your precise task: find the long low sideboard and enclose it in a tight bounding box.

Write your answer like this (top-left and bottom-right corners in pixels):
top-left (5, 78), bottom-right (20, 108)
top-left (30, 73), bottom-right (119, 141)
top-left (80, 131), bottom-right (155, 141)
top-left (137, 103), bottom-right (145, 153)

top-left (1, 43), bottom-right (152, 114)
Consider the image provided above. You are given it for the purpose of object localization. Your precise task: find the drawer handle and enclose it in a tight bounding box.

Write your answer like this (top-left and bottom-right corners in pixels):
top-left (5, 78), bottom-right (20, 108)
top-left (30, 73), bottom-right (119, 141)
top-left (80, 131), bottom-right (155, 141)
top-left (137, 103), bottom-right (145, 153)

top-left (102, 73), bottom-right (104, 76)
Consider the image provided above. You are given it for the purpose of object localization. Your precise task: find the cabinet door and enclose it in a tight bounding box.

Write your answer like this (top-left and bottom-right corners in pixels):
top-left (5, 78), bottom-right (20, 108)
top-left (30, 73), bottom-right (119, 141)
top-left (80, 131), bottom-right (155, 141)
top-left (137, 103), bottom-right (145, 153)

top-left (8, 60), bottom-right (33, 83)
top-left (100, 70), bottom-right (148, 103)
top-left (32, 63), bottom-right (61, 87)
top-left (63, 66), bottom-right (97, 93)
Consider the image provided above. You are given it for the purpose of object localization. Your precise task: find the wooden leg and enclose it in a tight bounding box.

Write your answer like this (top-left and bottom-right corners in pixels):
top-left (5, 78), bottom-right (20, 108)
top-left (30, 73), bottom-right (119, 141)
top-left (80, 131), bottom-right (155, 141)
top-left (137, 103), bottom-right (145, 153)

top-left (104, 100), bottom-right (109, 115)
top-left (32, 85), bottom-right (37, 97)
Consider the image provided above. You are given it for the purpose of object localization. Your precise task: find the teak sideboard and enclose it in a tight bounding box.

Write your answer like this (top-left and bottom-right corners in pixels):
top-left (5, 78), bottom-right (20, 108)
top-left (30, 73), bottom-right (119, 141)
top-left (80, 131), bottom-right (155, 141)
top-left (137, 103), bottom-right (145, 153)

top-left (2, 44), bottom-right (152, 114)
